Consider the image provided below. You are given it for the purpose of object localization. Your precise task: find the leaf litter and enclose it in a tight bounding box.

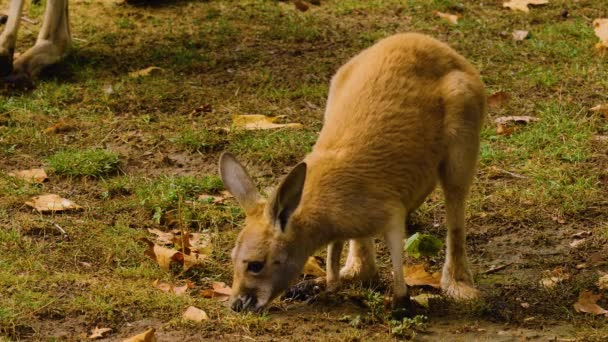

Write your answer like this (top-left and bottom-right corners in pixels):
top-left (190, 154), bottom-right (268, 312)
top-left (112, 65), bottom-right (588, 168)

top-left (573, 291), bottom-right (608, 315)
top-left (503, 0), bottom-right (549, 13)
top-left (8, 168), bottom-right (48, 183)
top-left (593, 19), bottom-right (608, 51)
top-left (201, 281), bottom-right (232, 301)
top-left (122, 328), bottom-right (156, 342)
top-left (25, 194), bottom-right (83, 213)
top-left (403, 264), bottom-right (441, 288)
top-left (435, 11), bottom-right (459, 25)
top-left (231, 115), bottom-right (303, 130)
top-left (183, 306), bottom-right (209, 322)
top-left (88, 327), bottom-right (112, 339)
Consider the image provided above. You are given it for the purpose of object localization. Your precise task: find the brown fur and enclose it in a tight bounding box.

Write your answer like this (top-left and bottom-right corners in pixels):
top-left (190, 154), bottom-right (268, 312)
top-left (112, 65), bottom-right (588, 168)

top-left (219, 33), bottom-right (486, 312)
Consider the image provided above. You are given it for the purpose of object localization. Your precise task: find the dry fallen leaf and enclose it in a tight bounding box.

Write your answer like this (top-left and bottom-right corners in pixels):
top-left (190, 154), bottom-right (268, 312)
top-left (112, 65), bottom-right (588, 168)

top-left (573, 290), bottom-right (608, 315)
top-left (8, 168), bottom-right (48, 183)
top-left (571, 231), bottom-right (591, 239)
top-left (293, 0), bottom-right (309, 12)
top-left (147, 229), bottom-right (175, 245)
top-left (141, 238), bottom-right (181, 272)
top-left (598, 273), bottom-right (608, 290)
top-left (123, 328), bottom-right (156, 342)
top-left (403, 264), bottom-right (441, 288)
top-left (152, 279), bottom-right (193, 296)
top-left (25, 194), bottom-right (83, 213)
top-left (302, 256), bottom-right (326, 277)
top-left (487, 91), bottom-right (511, 109)
top-left (496, 124), bottom-right (515, 136)
top-left (569, 238), bottom-right (587, 249)
top-left (201, 281), bottom-right (232, 301)
top-left (503, 0), bottom-right (549, 13)
top-left (173, 251), bottom-right (207, 272)
top-left (183, 306), bottom-right (209, 322)
top-left (540, 267), bottom-right (570, 289)
top-left (590, 104), bottom-right (608, 119)
top-left (129, 66), bottom-right (163, 78)
top-left (593, 19), bottom-right (608, 51)
top-left (88, 326), bottom-right (112, 339)
top-left (512, 30), bottom-right (529, 41)
top-left (494, 116), bottom-right (540, 125)
top-left (435, 11), bottom-right (459, 25)
top-left (43, 120), bottom-right (78, 134)
top-left (232, 115), bottom-right (303, 130)
top-left (410, 293), bottom-right (440, 308)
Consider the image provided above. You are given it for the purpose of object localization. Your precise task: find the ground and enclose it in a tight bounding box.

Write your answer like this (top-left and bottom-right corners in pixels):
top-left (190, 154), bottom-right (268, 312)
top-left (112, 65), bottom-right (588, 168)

top-left (1, 0), bottom-right (607, 341)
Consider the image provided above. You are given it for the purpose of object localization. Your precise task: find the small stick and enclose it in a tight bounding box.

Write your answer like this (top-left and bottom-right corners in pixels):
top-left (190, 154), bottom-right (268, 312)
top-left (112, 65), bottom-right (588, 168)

top-left (52, 222), bottom-right (69, 240)
top-left (482, 263), bottom-right (512, 274)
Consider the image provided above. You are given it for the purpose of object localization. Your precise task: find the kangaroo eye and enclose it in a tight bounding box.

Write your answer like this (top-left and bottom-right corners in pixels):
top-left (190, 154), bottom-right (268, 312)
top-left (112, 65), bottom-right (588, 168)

top-left (247, 261), bottom-right (264, 273)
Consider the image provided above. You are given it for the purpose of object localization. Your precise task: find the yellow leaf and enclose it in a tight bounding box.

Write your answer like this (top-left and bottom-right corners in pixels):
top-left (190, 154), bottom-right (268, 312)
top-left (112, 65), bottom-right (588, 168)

top-left (598, 273), bottom-right (608, 290)
top-left (129, 66), bottom-right (163, 78)
top-left (503, 0), bottom-right (549, 13)
top-left (182, 306), bottom-right (209, 322)
top-left (25, 194), bottom-right (83, 213)
top-left (8, 168), bottom-right (48, 183)
top-left (122, 328), bottom-right (156, 342)
top-left (302, 257), bottom-right (326, 277)
top-left (403, 264), bottom-right (441, 288)
top-left (232, 115), bottom-right (303, 130)
top-left (573, 290), bottom-right (608, 315)
top-left (593, 19), bottom-right (608, 51)
top-left (411, 293), bottom-right (440, 308)
top-left (435, 11), bottom-right (459, 25)
top-left (88, 326), bottom-right (112, 339)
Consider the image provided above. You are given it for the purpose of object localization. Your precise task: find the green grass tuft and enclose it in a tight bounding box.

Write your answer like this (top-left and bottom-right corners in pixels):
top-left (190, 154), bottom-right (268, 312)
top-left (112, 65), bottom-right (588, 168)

top-left (47, 149), bottom-right (120, 177)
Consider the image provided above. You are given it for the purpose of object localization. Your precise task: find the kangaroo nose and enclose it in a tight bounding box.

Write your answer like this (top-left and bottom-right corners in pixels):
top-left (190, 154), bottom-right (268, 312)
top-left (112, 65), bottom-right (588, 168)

top-left (231, 295), bottom-right (257, 312)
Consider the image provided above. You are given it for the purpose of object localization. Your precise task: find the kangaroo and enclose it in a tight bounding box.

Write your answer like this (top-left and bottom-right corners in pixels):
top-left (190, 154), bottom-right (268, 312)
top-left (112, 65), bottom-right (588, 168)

top-left (219, 32), bottom-right (486, 313)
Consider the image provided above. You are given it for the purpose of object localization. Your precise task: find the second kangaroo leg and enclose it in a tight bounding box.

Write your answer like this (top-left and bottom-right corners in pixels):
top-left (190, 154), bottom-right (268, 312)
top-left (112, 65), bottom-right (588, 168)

top-left (384, 211), bottom-right (410, 311)
top-left (326, 240), bottom-right (344, 292)
top-left (339, 238), bottom-right (378, 283)
top-left (439, 72), bottom-right (484, 300)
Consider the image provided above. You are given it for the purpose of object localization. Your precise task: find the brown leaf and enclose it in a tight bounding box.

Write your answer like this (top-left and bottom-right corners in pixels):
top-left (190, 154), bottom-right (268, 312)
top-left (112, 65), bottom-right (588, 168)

top-left (293, 0), bottom-right (309, 12)
top-left (198, 191), bottom-right (232, 204)
top-left (25, 194), bottom-right (83, 213)
top-left (503, 0), bottom-right (549, 13)
top-left (302, 256), bottom-right (326, 277)
top-left (593, 19), bottom-right (608, 51)
top-left (8, 168), bottom-right (48, 183)
top-left (512, 30), bottom-right (529, 41)
top-left (152, 279), bottom-right (193, 296)
top-left (494, 116), bottom-right (540, 125)
top-left (403, 264), bottom-right (441, 288)
top-left (172, 250), bottom-right (206, 272)
top-left (88, 327), bottom-right (112, 339)
top-left (141, 238), bottom-right (181, 272)
top-left (201, 281), bottom-right (232, 301)
top-left (487, 91), bottom-right (511, 109)
top-left (590, 104), bottom-right (608, 119)
top-left (43, 120), bottom-right (78, 134)
top-left (571, 231), bottom-right (591, 239)
top-left (182, 306), bottom-right (209, 322)
top-left (232, 115), bottom-right (303, 131)
top-left (435, 11), bottom-right (459, 25)
top-left (573, 290), bottom-right (608, 315)
top-left (539, 267), bottom-right (570, 288)
top-left (122, 328), bottom-right (156, 342)
top-left (129, 66), bottom-right (163, 78)
top-left (569, 238), bottom-right (587, 249)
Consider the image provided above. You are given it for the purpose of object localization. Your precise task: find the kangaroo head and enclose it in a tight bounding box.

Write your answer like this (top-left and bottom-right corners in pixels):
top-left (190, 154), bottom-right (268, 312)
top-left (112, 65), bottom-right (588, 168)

top-left (219, 152), bottom-right (309, 312)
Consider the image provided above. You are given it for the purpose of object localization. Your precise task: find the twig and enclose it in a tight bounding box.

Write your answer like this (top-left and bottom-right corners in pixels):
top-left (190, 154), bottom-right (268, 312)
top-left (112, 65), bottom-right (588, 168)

top-left (482, 263), bottom-right (512, 274)
top-left (52, 222), bottom-right (69, 240)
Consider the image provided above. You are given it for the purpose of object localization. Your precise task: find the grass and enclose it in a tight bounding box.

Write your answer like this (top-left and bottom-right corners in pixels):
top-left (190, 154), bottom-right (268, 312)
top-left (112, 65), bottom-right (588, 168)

top-left (47, 149), bottom-right (120, 177)
top-left (1, 0), bottom-right (607, 340)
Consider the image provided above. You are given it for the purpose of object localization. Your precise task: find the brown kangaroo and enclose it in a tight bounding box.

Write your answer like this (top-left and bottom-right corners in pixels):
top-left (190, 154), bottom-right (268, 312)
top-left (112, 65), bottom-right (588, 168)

top-left (219, 32), bottom-right (486, 312)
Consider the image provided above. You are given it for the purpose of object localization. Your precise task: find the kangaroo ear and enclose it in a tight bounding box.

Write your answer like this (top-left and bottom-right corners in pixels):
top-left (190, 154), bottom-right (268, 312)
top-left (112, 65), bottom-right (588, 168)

top-left (269, 162), bottom-right (307, 232)
top-left (219, 152), bottom-right (261, 214)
